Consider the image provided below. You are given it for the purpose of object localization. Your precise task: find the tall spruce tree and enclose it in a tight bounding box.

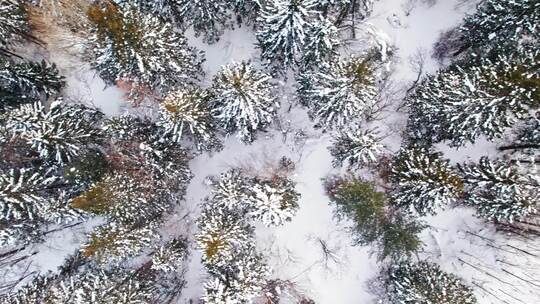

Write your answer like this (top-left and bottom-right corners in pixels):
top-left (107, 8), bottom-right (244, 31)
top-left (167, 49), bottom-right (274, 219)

top-left (460, 0), bottom-right (540, 52)
top-left (0, 0), bottom-right (32, 56)
top-left (329, 127), bottom-right (385, 169)
top-left (407, 46), bottom-right (539, 146)
top-left (211, 61), bottom-right (278, 143)
top-left (383, 261), bottom-right (477, 304)
top-left (298, 53), bottom-right (379, 129)
top-left (459, 157), bottom-right (539, 223)
top-left (389, 147), bottom-right (463, 216)
top-left (87, 1), bottom-right (204, 98)
top-left (0, 58), bottom-right (65, 109)
top-left (5, 101), bottom-right (102, 165)
top-left (157, 87), bottom-right (219, 151)
top-left (257, 0), bottom-right (317, 69)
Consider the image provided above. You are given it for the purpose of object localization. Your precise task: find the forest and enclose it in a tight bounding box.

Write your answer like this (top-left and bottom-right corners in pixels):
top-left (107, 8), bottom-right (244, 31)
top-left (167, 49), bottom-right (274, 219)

top-left (0, 0), bottom-right (538, 303)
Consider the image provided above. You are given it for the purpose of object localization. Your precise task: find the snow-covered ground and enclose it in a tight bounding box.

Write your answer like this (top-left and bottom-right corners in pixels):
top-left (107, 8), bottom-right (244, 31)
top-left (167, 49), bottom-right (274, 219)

top-left (4, 0), bottom-right (539, 303)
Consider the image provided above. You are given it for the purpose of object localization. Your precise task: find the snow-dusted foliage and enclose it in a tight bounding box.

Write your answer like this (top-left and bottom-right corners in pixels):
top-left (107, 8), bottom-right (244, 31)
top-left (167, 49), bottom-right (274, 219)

top-left (211, 61), bottom-right (278, 143)
top-left (329, 127), bottom-right (385, 169)
top-left (5, 101), bottom-right (102, 165)
top-left (132, 0), bottom-right (184, 25)
top-left (382, 261), bottom-right (477, 304)
top-left (1, 266), bottom-right (155, 303)
top-left (389, 147), bottom-right (463, 216)
top-left (209, 169), bottom-right (253, 210)
top-left (513, 113), bottom-right (540, 153)
top-left (87, 2), bottom-right (204, 97)
top-left (82, 221), bottom-right (158, 264)
top-left (176, 0), bottom-right (231, 44)
top-left (151, 238), bottom-right (188, 273)
top-left (407, 46), bottom-right (539, 146)
top-left (197, 168), bottom-right (300, 302)
top-left (0, 59), bottom-right (65, 108)
top-left (202, 246), bottom-right (270, 304)
top-left (257, 0), bottom-right (317, 69)
top-left (326, 176), bottom-right (424, 261)
top-left (0, 167), bottom-right (56, 221)
top-left (157, 87), bottom-right (219, 151)
top-left (249, 176), bottom-right (300, 227)
top-left (298, 54), bottom-right (379, 129)
top-left (460, 0), bottom-right (540, 50)
top-left (232, 0), bottom-right (261, 25)
top-left (302, 16), bottom-right (340, 69)
top-left (0, 0), bottom-right (30, 53)
top-left (459, 157), bottom-right (539, 223)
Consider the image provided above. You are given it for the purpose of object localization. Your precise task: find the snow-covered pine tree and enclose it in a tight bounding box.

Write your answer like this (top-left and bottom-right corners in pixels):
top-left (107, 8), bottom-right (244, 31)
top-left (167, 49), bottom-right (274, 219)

top-left (329, 127), bottom-right (385, 169)
top-left (257, 0), bottom-right (317, 69)
top-left (406, 46), bottom-right (539, 147)
top-left (82, 221), bottom-right (158, 264)
top-left (209, 168), bottom-right (253, 210)
top-left (2, 265), bottom-right (155, 303)
top-left (6, 101), bottom-right (102, 165)
top-left (500, 113), bottom-right (540, 155)
top-left (249, 175), bottom-right (300, 227)
top-left (87, 1), bottom-right (204, 98)
top-left (383, 261), bottom-right (477, 304)
top-left (175, 0), bottom-right (231, 44)
top-left (0, 0), bottom-right (32, 56)
top-left (389, 146), bottom-right (463, 216)
top-left (301, 15), bottom-right (340, 69)
top-left (460, 0), bottom-right (540, 52)
top-left (459, 156), bottom-right (539, 223)
top-left (151, 238), bottom-right (188, 273)
top-left (202, 245), bottom-right (270, 304)
top-left (196, 202), bottom-right (253, 264)
top-left (0, 59), bottom-right (65, 108)
top-left (157, 87), bottom-right (219, 151)
top-left (0, 167), bottom-right (57, 222)
top-left (131, 0), bottom-right (184, 25)
top-left (211, 61), bottom-right (278, 143)
top-left (232, 0), bottom-right (261, 25)
top-left (298, 53), bottom-right (379, 129)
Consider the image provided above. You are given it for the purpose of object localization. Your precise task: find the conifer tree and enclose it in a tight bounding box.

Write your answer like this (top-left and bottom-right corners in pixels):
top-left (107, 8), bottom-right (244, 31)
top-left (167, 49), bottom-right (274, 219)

top-left (459, 157), bottom-right (539, 223)
top-left (389, 147), bottom-right (463, 216)
top-left (460, 0), bottom-right (540, 51)
top-left (326, 177), bottom-right (386, 245)
top-left (211, 61), bottom-right (278, 143)
top-left (0, 0), bottom-right (32, 56)
top-left (325, 176), bottom-right (424, 261)
top-left (157, 87), bottom-right (219, 151)
top-left (383, 261), bottom-right (477, 304)
top-left (0, 59), bottom-right (65, 109)
top-left (298, 53), bottom-right (379, 129)
top-left (151, 238), bottom-right (189, 273)
top-left (249, 176), bottom-right (300, 227)
top-left (329, 127), bottom-right (385, 169)
top-left (82, 221), bottom-right (158, 264)
top-left (302, 16), bottom-right (340, 69)
top-left (87, 1), bottom-right (204, 98)
top-left (406, 46), bottom-right (539, 146)
top-left (176, 0), bottom-right (231, 44)
top-left (6, 101), bottom-right (102, 165)
top-left (257, 0), bottom-right (317, 69)
top-left (0, 167), bottom-right (57, 222)
top-left (232, 0), bottom-right (261, 25)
